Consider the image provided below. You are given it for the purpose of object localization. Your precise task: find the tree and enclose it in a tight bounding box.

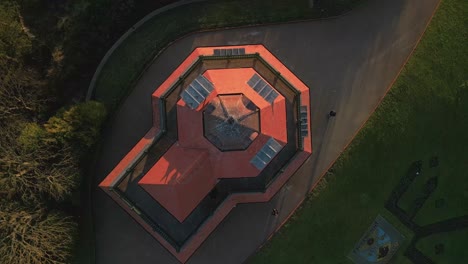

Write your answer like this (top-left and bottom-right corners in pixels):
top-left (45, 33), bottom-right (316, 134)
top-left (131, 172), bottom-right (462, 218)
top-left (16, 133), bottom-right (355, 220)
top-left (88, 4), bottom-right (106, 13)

top-left (0, 203), bottom-right (76, 264)
top-left (0, 1), bottom-right (46, 126)
top-left (0, 3), bottom-right (107, 264)
top-left (0, 1), bottom-right (32, 62)
top-left (0, 141), bottom-right (79, 204)
top-left (0, 124), bottom-right (79, 203)
top-left (0, 64), bottom-right (48, 124)
top-left (0, 101), bottom-right (106, 203)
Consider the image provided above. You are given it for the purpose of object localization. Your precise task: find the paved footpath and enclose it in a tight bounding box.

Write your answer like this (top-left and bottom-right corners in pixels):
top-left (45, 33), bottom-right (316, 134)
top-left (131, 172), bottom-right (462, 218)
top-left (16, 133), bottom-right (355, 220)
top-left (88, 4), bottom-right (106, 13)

top-left (93, 0), bottom-right (440, 263)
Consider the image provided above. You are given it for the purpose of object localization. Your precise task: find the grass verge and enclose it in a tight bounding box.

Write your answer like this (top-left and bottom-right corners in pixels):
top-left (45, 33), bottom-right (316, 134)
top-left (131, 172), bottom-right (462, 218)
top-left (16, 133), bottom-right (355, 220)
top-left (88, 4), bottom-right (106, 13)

top-left (249, 0), bottom-right (468, 263)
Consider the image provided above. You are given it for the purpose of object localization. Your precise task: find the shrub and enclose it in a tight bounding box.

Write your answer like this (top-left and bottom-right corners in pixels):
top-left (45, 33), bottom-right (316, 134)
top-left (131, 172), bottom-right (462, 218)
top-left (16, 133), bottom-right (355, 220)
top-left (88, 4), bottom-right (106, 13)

top-left (44, 101), bottom-right (107, 149)
top-left (17, 122), bottom-right (47, 151)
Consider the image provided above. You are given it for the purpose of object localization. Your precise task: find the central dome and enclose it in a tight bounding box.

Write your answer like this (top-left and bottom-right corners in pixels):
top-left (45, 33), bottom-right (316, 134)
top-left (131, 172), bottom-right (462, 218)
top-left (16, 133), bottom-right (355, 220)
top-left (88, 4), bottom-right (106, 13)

top-left (203, 94), bottom-right (259, 151)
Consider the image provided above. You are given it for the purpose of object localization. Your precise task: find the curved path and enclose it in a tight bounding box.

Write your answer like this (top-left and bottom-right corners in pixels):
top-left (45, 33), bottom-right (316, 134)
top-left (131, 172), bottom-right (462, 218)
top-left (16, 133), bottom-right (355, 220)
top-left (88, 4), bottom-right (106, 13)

top-left (93, 0), bottom-right (440, 263)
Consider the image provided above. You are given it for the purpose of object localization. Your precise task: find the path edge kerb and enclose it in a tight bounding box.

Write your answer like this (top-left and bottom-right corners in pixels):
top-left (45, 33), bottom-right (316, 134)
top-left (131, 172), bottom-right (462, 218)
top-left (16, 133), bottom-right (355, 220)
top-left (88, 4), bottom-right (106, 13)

top-left (243, 0), bottom-right (443, 263)
top-left (85, 0), bottom-right (207, 101)
top-left (85, 1), bottom-right (364, 101)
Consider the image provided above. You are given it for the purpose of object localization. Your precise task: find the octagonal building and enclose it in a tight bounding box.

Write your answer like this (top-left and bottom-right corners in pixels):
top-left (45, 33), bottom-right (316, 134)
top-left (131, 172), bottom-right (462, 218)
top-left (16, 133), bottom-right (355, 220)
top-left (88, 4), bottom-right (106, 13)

top-left (99, 45), bottom-right (312, 263)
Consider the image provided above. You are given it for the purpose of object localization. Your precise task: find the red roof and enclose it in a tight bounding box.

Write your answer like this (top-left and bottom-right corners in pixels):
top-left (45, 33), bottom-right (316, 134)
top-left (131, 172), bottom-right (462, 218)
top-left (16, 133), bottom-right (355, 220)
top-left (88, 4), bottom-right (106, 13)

top-left (139, 146), bottom-right (214, 222)
top-left (100, 45), bottom-right (312, 263)
top-left (138, 68), bottom-right (288, 222)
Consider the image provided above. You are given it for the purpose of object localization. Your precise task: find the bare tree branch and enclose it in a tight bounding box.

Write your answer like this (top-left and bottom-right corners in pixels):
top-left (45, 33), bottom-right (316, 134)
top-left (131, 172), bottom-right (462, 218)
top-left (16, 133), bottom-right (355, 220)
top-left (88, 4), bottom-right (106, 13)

top-left (0, 65), bottom-right (49, 124)
top-left (0, 131), bottom-right (79, 204)
top-left (0, 204), bottom-right (76, 264)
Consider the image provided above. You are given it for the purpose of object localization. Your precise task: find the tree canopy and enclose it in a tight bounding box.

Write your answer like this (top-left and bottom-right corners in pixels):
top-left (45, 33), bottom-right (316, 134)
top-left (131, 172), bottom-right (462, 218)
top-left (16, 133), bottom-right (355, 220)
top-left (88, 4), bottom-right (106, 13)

top-left (0, 1), bottom-right (32, 62)
top-left (0, 203), bottom-right (76, 264)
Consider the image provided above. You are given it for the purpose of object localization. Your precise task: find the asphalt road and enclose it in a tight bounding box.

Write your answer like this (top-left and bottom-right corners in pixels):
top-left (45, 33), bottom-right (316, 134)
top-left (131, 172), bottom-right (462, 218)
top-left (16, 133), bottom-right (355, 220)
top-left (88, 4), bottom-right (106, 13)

top-left (93, 0), bottom-right (440, 263)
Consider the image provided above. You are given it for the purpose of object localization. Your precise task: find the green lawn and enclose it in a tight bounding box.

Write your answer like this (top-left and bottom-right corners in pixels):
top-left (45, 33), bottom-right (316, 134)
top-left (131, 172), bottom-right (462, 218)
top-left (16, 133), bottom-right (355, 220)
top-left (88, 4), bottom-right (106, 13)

top-left (92, 0), bottom-right (364, 108)
top-left (397, 160), bottom-right (439, 218)
top-left (413, 156), bottom-right (468, 226)
top-left (416, 229), bottom-right (468, 263)
top-left (250, 0), bottom-right (468, 263)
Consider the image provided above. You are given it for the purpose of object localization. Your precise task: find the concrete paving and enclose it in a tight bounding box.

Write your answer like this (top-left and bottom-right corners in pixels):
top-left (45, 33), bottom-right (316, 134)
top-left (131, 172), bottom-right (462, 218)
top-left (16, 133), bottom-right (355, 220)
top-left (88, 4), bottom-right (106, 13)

top-left (93, 0), bottom-right (440, 263)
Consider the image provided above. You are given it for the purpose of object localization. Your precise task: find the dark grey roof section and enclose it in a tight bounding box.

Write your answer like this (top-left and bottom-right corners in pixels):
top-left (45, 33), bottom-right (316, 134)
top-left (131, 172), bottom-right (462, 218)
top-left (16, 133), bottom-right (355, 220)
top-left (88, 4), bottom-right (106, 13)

top-left (250, 138), bottom-right (283, 170)
top-left (213, 48), bottom-right (246, 56)
top-left (247, 73), bottom-right (279, 104)
top-left (181, 75), bottom-right (214, 109)
top-left (300, 105), bottom-right (309, 137)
